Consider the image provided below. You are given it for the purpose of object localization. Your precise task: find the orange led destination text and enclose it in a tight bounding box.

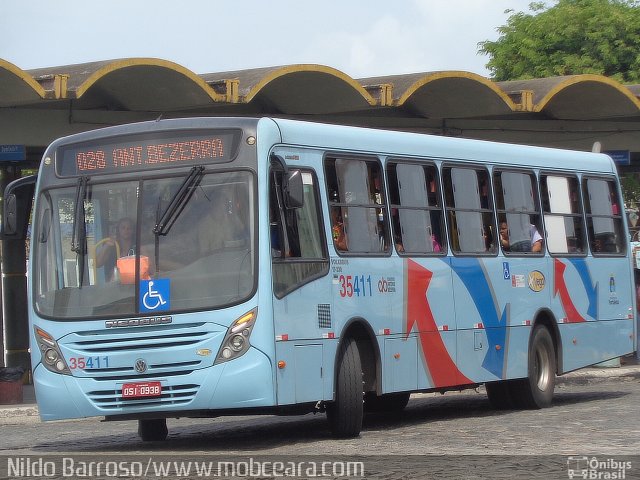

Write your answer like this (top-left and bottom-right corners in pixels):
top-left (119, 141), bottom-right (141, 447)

top-left (75, 138), bottom-right (225, 172)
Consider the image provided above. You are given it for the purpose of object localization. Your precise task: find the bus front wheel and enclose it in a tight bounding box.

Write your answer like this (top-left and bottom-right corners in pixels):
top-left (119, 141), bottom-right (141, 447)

top-left (138, 418), bottom-right (168, 441)
top-left (511, 326), bottom-right (556, 409)
top-left (326, 338), bottom-right (363, 438)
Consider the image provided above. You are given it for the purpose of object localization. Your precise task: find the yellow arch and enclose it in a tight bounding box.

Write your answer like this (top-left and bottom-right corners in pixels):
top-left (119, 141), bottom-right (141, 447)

top-left (0, 59), bottom-right (47, 98)
top-left (74, 58), bottom-right (223, 102)
top-left (533, 74), bottom-right (640, 112)
top-left (243, 64), bottom-right (376, 106)
top-left (397, 71), bottom-right (518, 109)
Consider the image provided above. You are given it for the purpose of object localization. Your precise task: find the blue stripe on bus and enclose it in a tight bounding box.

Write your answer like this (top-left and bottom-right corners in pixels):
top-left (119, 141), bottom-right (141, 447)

top-left (568, 257), bottom-right (599, 320)
top-left (448, 257), bottom-right (507, 379)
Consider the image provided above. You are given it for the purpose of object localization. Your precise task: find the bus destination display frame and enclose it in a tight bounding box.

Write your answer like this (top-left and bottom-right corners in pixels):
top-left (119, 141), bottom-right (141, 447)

top-left (56, 129), bottom-right (242, 177)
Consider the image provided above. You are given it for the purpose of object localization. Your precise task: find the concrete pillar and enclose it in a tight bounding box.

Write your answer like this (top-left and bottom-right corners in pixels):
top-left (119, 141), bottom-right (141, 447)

top-left (0, 165), bottom-right (30, 371)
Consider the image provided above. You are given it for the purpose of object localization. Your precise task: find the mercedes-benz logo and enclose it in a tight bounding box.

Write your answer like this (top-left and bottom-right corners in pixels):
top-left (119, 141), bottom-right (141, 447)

top-left (134, 358), bottom-right (147, 374)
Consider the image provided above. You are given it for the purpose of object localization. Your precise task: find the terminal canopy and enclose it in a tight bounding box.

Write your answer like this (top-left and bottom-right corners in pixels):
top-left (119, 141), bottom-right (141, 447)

top-left (1, 57), bottom-right (640, 160)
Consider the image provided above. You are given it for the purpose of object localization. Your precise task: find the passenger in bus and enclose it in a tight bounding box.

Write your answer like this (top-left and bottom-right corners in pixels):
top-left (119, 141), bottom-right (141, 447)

top-left (499, 221), bottom-right (543, 253)
top-left (331, 207), bottom-right (348, 251)
top-left (395, 234), bottom-right (441, 254)
top-left (480, 179), bottom-right (490, 209)
top-left (593, 233), bottom-right (617, 253)
top-left (483, 224), bottom-right (494, 251)
top-left (95, 217), bottom-right (136, 281)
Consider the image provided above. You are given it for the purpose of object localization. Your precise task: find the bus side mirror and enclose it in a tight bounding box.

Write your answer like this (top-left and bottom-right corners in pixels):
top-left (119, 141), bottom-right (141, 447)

top-left (1, 175), bottom-right (36, 239)
top-left (283, 170), bottom-right (303, 209)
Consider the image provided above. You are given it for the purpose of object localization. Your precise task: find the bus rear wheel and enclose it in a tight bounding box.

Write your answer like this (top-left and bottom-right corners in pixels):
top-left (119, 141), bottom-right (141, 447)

top-left (511, 326), bottom-right (556, 409)
top-left (138, 418), bottom-right (168, 441)
top-left (326, 338), bottom-right (363, 438)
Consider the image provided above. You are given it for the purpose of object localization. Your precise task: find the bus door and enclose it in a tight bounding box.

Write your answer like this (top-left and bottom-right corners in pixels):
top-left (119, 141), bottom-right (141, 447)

top-left (582, 177), bottom-right (632, 324)
top-left (444, 166), bottom-right (521, 385)
top-left (387, 161), bottom-right (455, 392)
top-left (269, 159), bottom-right (331, 406)
top-left (485, 170), bottom-right (549, 381)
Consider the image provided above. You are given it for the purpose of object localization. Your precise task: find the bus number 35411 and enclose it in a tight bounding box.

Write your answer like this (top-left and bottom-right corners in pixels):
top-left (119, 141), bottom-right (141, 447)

top-left (338, 274), bottom-right (373, 298)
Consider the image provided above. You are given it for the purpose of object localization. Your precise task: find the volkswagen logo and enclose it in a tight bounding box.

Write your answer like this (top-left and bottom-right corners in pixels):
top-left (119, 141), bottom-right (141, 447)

top-left (134, 358), bottom-right (148, 374)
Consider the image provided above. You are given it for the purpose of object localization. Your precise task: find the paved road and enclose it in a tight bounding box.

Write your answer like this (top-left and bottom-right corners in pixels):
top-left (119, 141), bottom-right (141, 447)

top-left (1, 376), bottom-right (638, 478)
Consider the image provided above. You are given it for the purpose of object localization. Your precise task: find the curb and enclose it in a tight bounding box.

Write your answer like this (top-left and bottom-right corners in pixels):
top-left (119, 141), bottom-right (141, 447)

top-left (556, 365), bottom-right (640, 385)
top-left (0, 405), bottom-right (39, 419)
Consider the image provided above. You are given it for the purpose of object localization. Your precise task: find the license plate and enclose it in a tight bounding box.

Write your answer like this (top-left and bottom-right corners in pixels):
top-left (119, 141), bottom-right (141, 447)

top-left (121, 381), bottom-right (162, 399)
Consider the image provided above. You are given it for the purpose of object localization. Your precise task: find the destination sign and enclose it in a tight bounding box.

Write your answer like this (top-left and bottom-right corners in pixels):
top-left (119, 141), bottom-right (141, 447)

top-left (57, 129), bottom-right (240, 177)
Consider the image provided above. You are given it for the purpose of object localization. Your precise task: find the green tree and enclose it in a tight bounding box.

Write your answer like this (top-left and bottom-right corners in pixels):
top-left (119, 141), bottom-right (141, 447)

top-left (478, 0), bottom-right (640, 82)
top-left (621, 174), bottom-right (640, 208)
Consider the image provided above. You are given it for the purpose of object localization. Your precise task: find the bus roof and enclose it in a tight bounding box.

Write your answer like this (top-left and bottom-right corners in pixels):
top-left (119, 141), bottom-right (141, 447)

top-left (44, 116), bottom-right (616, 176)
top-left (268, 117), bottom-right (617, 175)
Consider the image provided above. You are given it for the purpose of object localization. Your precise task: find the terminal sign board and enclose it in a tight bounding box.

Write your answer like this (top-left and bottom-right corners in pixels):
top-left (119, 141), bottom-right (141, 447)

top-left (0, 145), bottom-right (26, 162)
top-left (605, 150), bottom-right (630, 166)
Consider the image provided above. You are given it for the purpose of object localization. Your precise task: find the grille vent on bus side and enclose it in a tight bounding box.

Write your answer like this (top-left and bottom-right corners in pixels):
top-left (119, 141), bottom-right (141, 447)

top-left (318, 304), bottom-right (331, 329)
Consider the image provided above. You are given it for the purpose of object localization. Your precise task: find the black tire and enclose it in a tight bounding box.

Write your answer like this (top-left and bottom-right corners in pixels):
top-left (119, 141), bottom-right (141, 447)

top-left (364, 392), bottom-right (411, 413)
top-left (138, 418), bottom-right (168, 441)
top-left (326, 338), bottom-right (363, 438)
top-left (511, 326), bottom-right (556, 409)
top-left (485, 381), bottom-right (514, 410)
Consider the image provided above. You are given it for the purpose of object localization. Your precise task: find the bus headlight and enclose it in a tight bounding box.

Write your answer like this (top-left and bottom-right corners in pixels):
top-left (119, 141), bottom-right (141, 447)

top-left (230, 335), bottom-right (245, 351)
top-left (214, 308), bottom-right (257, 365)
top-left (35, 327), bottom-right (71, 375)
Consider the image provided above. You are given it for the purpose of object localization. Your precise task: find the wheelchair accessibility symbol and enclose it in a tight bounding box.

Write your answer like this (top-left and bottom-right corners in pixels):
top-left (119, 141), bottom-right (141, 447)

top-left (140, 279), bottom-right (170, 312)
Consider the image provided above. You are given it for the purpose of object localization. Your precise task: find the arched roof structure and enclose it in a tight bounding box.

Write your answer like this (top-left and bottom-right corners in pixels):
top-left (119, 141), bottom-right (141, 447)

top-left (28, 58), bottom-right (222, 111)
top-left (203, 65), bottom-right (376, 114)
top-left (6, 58), bottom-right (638, 117)
top-left (498, 75), bottom-right (640, 119)
top-left (360, 71), bottom-right (517, 118)
top-left (0, 59), bottom-right (46, 107)
top-left (2, 57), bottom-right (640, 155)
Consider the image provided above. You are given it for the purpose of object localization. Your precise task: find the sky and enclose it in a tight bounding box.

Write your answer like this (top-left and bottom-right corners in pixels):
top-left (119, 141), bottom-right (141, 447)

top-left (1, 0), bottom-right (535, 79)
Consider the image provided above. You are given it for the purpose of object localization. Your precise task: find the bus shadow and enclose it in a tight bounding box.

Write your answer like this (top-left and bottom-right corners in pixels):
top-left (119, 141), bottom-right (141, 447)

top-left (30, 389), bottom-right (629, 453)
top-left (364, 389), bottom-right (629, 430)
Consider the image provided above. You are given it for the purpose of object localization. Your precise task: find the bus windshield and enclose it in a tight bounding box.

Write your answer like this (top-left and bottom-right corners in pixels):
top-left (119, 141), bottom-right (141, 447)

top-left (33, 170), bottom-right (255, 320)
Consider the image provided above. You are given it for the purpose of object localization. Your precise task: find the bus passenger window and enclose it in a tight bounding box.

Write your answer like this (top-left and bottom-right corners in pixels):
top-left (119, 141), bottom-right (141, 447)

top-left (540, 175), bottom-right (585, 255)
top-left (494, 170), bottom-right (544, 255)
top-left (387, 161), bottom-right (444, 255)
top-left (583, 178), bottom-right (625, 255)
top-left (443, 167), bottom-right (496, 255)
top-left (325, 157), bottom-right (390, 254)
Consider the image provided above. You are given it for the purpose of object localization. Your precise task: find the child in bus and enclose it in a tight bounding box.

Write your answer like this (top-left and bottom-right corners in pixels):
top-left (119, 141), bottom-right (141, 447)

top-left (331, 207), bottom-right (348, 251)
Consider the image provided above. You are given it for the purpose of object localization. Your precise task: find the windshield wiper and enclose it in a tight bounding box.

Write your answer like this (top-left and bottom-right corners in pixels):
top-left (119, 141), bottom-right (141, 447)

top-left (71, 176), bottom-right (89, 254)
top-left (70, 176), bottom-right (89, 287)
top-left (153, 166), bottom-right (204, 237)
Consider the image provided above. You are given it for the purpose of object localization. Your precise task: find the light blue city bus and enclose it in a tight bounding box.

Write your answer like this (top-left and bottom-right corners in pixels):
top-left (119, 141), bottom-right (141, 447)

top-left (4, 117), bottom-right (636, 440)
